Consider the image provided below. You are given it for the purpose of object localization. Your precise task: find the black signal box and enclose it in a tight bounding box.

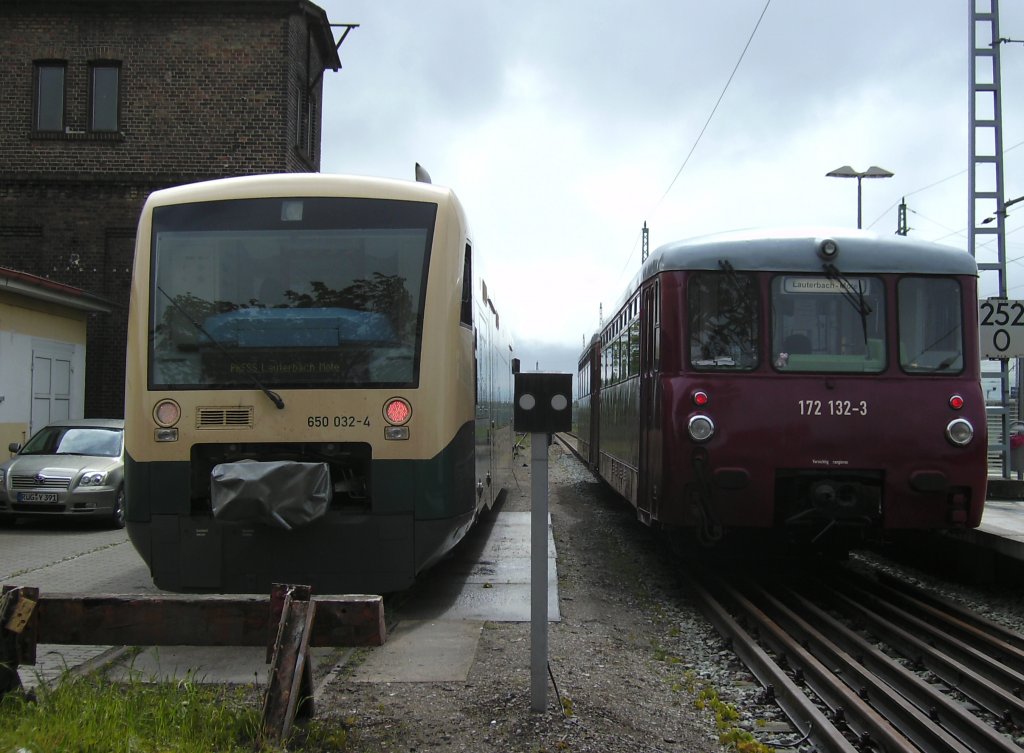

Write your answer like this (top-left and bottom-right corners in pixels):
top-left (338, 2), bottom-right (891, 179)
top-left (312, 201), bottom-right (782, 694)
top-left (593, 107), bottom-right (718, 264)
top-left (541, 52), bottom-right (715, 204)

top-left (514, 372), bottom-right (572, 433)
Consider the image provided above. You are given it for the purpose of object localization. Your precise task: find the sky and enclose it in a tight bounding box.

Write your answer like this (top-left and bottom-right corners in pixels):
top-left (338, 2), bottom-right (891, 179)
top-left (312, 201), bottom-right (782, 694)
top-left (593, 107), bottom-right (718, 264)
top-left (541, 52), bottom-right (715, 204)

top-left (315, 0), bottom-right (1024, 377)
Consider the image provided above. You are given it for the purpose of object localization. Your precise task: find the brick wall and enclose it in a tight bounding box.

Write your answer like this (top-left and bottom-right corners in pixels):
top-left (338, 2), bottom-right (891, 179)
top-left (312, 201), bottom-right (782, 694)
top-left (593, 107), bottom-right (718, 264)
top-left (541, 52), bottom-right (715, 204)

top-left (0, 0), bottom-right (339, 417)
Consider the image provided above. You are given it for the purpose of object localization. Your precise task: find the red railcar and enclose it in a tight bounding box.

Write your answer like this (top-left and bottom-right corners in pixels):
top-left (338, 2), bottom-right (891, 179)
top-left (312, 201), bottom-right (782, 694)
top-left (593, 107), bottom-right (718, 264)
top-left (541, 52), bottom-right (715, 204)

top-left (575, 228), bottom-right (987, 548)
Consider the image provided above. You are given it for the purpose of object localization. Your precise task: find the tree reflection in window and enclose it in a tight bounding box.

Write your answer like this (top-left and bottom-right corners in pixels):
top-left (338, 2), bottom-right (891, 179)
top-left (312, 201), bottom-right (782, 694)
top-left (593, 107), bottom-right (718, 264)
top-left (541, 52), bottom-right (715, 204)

top-left (283, 273), bottom-right (414, 341)
top-left (688, 271), bottom-right (759, 370)
top-left (154, 273), bottom-right (416, 387)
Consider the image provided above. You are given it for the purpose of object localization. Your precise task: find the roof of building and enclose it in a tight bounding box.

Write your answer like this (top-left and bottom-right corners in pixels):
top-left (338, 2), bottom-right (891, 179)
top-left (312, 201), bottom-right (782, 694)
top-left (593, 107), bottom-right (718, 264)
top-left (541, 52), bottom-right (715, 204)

top-left (0, 266), bottom-right (116, 313)
top-left (1, 0), bottom-right (343, 71)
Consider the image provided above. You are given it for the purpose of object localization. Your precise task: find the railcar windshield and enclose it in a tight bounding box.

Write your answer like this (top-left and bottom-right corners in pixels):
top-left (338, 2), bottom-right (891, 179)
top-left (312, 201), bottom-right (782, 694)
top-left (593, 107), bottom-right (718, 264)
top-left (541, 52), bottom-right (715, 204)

top-left (688, 271), bottom-right (759, 370)
top-left (148, 196), bottom-right (435, 390)
top-left (898, 277), bottom-right (964, 373)
top-left (771, 275), bottom-right (886, 373)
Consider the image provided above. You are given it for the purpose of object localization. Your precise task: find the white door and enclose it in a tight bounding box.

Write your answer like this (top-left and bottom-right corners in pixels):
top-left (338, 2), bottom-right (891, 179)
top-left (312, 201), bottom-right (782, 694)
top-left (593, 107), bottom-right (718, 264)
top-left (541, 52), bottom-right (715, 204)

top-left (30, 345), bottom-right (73, 436)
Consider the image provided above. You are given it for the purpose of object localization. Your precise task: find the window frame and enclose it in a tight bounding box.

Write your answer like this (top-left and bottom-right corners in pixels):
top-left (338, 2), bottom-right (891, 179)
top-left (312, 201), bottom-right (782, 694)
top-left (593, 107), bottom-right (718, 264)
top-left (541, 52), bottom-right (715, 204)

top-left (769, 274), bottom-right (887, 374)
top-left (89, 61), bottom-right (121, 132)
top-left (897, 276), bottom-right (965, 375)
top-left (33, 60), bottom-right (67, 132)
top-left (687, 270), bottom-right (760, 372)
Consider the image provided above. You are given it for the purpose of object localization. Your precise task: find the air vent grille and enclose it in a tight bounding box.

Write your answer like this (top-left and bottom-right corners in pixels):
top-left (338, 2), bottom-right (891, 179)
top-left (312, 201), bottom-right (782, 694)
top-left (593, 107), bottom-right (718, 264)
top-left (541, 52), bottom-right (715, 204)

top-left (196, 406), bottom-right (254, 429)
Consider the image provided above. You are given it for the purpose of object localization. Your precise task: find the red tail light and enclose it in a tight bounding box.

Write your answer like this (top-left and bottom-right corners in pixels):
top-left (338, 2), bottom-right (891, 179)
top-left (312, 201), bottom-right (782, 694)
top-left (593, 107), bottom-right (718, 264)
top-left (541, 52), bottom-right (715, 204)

top-left (949, 395), bottom-right (964, 411)
top-left (384, 398), bottom-right (412, 425)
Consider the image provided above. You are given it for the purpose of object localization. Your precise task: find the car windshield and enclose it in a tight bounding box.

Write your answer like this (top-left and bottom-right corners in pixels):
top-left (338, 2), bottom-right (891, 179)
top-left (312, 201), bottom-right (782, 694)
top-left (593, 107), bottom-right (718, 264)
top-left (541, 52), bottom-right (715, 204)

top-left (148, 196), bottom-right (436, 390)
top-left (21, 426), bottom-right (123, 457)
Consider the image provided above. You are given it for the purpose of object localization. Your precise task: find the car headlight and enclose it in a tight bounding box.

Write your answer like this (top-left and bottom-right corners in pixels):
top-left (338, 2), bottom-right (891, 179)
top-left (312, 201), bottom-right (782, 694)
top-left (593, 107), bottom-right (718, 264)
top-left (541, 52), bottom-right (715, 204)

top-left (946, 418), bottom-right (974, 447)
top-left (688, 415), bottom-right (715, 443)
top-left (80, 471), bottom-right (109, 486)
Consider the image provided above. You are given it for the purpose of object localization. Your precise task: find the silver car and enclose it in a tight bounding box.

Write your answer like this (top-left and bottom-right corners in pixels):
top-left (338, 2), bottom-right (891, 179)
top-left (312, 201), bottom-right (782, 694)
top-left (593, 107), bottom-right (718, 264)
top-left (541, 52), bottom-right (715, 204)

top-left (0, 419), bottom-right (125, 528)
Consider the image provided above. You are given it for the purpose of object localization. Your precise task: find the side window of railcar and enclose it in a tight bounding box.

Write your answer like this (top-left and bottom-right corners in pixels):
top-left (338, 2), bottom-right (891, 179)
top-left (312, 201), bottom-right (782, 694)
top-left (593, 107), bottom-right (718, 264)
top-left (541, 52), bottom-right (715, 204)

top-left (898, 278), bottom-right (963, 373)
top-left (688, 272), bottom-right (759, 370)
top-left (770, 275), bottom-right (885, 373)
top-left (460, 244), bottom-right (473, 327)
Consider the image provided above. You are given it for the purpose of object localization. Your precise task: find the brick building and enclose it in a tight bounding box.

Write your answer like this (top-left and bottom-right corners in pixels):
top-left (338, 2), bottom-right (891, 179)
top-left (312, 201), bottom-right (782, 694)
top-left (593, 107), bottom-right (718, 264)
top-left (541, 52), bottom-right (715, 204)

top-left (0, 0), bottom-right (344, 419)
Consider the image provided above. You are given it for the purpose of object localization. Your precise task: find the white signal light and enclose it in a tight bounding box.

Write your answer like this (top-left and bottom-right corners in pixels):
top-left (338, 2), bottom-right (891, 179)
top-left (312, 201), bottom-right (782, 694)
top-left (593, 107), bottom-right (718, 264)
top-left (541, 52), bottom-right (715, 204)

top-left (688, 415), bottom-right (715, 443)
top-left (946, 418), bottom-right (974, 447)
top-left (153, 399), bottom-right (181, 427)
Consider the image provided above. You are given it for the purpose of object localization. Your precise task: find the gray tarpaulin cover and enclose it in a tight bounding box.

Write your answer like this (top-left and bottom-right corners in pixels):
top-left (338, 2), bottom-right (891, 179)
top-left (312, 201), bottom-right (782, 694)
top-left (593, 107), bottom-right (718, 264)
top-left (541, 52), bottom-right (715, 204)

top-left (210, 460), bottom-right (332, 530)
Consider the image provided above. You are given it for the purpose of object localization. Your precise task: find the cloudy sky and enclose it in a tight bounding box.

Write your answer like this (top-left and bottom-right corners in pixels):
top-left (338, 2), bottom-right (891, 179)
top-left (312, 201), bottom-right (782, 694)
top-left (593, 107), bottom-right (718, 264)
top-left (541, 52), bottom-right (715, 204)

top-left (316, 1), bottom-right (1024, 375)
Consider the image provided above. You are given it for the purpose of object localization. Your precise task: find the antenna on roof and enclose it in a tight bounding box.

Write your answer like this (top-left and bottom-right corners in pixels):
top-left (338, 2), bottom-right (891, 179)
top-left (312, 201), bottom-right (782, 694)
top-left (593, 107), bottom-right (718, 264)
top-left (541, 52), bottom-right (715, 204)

top-left (415, 163), bottom-right (432, 184)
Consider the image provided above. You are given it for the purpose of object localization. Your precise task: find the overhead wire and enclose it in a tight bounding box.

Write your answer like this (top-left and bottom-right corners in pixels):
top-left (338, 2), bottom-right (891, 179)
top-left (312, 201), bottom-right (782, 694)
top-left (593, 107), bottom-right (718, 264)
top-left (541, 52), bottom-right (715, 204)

top-left (864, 137), bottom-right (1024, 232)
top-left (617, 0), bottom-right (773, 274)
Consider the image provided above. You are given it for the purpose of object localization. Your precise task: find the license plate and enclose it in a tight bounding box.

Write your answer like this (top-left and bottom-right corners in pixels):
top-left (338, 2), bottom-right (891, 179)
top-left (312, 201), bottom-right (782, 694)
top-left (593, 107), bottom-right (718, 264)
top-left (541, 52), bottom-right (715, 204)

top-left (17, 492), bottom-right (58, 503)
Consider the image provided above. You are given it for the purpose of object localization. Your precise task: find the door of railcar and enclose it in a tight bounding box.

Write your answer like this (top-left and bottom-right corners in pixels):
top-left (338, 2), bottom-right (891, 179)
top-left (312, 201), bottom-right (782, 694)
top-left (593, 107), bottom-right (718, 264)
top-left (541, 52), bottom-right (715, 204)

top-left (638, 279), bottom-right (660, 523)
top-left (586, 343), bottom-right (600, 469)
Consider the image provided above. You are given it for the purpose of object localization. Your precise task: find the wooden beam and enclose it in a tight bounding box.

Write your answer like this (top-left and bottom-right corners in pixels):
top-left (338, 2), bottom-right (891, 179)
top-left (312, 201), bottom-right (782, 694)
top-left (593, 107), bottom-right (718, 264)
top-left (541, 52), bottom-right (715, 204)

top-left (263, 586), bottom-right (317, 742)
top-left (6, 589), bottom-right (385, 654)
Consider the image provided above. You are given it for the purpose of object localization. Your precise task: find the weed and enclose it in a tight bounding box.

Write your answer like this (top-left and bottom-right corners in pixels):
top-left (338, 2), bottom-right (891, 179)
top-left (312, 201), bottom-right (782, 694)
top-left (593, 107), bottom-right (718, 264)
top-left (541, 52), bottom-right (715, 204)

top-left (690, 682), bottom-right (775, 753)
top-left (0, 670), bottom-right (357, 753)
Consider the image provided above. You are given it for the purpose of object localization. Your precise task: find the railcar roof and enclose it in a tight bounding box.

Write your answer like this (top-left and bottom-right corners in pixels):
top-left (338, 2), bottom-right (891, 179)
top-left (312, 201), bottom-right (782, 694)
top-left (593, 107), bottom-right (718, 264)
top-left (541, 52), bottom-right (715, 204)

top-left (642, 227), bottom-right (978, 278)
top-left (144, 172), bottom-right (456, 208)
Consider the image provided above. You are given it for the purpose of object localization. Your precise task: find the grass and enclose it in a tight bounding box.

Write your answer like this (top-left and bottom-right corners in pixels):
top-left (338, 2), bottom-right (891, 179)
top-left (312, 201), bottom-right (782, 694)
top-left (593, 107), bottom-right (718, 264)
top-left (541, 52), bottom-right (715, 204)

top-left (0, 669), bottom-right (352, 753)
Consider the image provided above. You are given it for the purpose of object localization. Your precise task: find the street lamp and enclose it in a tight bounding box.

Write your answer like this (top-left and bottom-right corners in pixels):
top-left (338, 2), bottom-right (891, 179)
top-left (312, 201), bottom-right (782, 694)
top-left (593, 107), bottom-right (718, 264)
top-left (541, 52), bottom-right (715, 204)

top-left (826, 165), bottom-right (894, 229)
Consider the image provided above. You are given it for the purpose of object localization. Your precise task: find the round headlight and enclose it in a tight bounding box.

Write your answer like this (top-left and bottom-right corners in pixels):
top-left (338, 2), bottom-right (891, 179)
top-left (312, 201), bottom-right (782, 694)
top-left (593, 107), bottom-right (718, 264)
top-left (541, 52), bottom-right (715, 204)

top-left (688, 415), bottom-right (715, 443)
top-left (818, 238), bottom-right (839, 260)
top-left (153, 399), bottom-right (181, 428)
top-left (946, 418), bottom-right (974, 447)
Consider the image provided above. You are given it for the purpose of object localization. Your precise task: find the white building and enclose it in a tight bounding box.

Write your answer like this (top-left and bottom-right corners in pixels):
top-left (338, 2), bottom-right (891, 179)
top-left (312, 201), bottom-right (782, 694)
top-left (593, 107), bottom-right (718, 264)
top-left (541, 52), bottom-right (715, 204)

top-left (0, 267), bottom-right (114, 450)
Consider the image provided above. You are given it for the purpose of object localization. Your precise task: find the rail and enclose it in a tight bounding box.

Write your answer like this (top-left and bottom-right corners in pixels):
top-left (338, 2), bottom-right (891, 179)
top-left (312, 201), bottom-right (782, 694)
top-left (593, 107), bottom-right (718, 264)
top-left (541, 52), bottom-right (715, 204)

top-left (683, 562), bottom-right (1023, 753)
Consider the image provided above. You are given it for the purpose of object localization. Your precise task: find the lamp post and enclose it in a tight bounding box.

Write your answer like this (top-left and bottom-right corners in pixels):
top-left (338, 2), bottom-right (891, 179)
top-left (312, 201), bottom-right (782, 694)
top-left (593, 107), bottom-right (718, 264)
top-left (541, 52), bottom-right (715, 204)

top-left (826, 165), bottom-right (894, 229)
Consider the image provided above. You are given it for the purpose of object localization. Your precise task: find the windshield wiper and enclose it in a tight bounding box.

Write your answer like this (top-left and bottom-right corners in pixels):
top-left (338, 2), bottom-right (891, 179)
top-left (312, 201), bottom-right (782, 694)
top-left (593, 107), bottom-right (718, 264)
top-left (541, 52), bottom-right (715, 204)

top-left (823, 262), bottom-right (871, 346)
top-left (156, 286), bottom-right (285, 410)
top-left (715, 259), bottom-right (757, 358)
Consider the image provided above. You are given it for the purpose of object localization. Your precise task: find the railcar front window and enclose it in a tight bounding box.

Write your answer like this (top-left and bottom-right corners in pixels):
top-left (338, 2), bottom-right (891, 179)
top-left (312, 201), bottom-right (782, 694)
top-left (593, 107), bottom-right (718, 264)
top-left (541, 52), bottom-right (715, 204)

top-left (771, 275), bottom-right (885, 373)
top-left (898, 278), bottom-right (963, 374)
top-left (688, 272), bottom-right (759, 370)
top-left (149, 197), bottom-right (435, 389)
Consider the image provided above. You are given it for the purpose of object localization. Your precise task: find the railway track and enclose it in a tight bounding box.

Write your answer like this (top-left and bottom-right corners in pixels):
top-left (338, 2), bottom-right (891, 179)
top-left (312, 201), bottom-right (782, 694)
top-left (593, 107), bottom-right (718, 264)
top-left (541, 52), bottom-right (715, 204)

top-left (683, 560), bottom-right (1024, 753)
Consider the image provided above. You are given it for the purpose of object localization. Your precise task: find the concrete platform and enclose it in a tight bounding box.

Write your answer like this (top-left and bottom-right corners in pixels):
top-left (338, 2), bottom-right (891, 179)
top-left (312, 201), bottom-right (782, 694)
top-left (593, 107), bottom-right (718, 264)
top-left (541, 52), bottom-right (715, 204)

top-left (398, 510), bottom-right (560, 623)
top-left (927, 495), bottom-right (1024, 583)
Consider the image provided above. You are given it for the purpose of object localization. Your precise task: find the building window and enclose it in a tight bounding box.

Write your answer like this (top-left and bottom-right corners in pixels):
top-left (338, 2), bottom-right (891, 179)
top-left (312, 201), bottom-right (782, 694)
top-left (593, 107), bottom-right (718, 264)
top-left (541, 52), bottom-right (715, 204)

top-left (296, 88), bottom-right (313, 155)
top-left (34, 61), bottom-right (66, 132)
top-left (90, 62), bottom-right (120, 132)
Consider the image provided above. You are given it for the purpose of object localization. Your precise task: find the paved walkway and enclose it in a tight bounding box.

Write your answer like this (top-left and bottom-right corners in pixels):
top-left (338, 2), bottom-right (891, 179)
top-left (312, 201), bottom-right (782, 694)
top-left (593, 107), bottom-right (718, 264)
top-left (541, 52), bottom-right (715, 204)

top-left (0, 526), bottom-right (147, 689)
top-left (2, 506), bottom-right (559, 688)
